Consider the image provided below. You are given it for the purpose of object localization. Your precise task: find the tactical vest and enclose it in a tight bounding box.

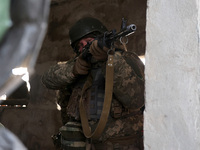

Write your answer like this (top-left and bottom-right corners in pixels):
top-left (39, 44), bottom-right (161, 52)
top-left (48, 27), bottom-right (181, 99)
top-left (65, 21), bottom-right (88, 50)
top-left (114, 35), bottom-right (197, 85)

top-left (66, 63), bottom-right (105, 120)
top-left (89, 66), bottom-right (105, 120)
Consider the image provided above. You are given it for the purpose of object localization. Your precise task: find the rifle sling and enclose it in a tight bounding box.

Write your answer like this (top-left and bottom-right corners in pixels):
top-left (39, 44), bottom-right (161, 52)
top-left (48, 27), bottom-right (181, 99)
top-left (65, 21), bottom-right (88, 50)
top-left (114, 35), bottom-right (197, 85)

top-left (79, 54), bottom-right (114, 139)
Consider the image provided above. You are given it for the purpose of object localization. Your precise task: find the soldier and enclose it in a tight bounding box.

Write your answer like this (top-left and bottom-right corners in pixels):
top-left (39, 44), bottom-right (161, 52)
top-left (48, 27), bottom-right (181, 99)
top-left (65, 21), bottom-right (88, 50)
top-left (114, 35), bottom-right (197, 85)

top-left (42, 17), bottom-right (145, 150)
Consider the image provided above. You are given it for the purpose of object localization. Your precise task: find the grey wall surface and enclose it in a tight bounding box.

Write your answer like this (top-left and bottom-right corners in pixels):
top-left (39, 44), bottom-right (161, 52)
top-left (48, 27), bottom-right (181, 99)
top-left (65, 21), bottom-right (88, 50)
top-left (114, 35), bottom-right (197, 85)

top-left (144, 0), bottom-right (200, 149)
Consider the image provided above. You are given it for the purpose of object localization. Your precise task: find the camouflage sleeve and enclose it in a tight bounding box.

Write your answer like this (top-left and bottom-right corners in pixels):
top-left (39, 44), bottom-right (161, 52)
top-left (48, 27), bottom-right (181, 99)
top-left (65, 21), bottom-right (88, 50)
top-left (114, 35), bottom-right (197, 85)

top-left (41, 59), bottom-right (77, 90)
top-left (112, 51), bottom-right (145, 110)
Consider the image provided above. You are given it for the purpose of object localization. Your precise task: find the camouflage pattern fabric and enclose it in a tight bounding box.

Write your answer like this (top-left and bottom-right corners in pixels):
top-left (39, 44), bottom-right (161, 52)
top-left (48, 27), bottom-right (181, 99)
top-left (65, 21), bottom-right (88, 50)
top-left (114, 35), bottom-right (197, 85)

top-left (42, 49), bottom-right (145, 149)
top-left (42, 59), bottom-right (77, 90)
top-left (112, 51), bottom-right (144, 110)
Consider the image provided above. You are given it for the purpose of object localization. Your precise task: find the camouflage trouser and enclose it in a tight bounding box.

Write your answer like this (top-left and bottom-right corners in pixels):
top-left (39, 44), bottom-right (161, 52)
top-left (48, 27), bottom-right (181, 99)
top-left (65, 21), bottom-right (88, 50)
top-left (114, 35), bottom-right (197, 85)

top-left (92, 134), bottom-right (143, 150)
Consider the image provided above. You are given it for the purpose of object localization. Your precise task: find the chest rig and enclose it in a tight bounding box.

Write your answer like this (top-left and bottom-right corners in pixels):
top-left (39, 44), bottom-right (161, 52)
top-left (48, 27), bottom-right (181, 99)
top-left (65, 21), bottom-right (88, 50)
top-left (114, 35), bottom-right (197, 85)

top-left (79, 54), bottom-right (114, 139)
top-left (89, 66), bottom-right (105, 120)
top-left (66, 65), bottom-right (105, 121)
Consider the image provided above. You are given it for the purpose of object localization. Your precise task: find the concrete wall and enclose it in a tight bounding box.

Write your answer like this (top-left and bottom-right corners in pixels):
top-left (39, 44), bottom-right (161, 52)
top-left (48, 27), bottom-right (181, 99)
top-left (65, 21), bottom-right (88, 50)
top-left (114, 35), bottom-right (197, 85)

top-left (144, 0), bottom-right (200, 149)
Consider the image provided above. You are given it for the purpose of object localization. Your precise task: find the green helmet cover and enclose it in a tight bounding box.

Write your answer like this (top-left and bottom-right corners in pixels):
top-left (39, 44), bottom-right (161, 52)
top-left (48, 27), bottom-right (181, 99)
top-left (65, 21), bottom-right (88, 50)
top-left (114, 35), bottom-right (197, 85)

top-left (69, 17), bottom-right (107, 48)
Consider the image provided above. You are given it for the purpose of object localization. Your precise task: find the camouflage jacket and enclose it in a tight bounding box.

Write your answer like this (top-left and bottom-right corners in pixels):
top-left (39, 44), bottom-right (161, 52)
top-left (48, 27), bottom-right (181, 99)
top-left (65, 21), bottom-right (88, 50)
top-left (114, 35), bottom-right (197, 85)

top-left (42, 50), bottom-right (145, 144)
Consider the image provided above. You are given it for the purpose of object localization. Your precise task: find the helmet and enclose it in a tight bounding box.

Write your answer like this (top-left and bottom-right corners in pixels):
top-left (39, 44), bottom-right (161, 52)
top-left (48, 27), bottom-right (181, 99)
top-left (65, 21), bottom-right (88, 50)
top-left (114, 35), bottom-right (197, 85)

top-left (69, 17), bottom-right (107, 49)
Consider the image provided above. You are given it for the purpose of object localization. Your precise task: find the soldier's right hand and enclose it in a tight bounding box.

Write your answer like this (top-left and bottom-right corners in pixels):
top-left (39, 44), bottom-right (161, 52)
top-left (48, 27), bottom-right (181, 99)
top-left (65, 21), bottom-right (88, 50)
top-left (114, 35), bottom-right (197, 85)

top-left (73, 55), bottom-right (91, 76)
top-left (89, 40), bottom-right (109, 61)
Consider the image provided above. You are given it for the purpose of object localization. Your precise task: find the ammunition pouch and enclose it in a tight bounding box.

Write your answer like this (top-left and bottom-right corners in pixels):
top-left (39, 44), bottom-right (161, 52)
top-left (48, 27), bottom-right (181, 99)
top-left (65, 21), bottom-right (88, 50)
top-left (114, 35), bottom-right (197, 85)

top-left (111, 98), bottom-right (144, 119)
top-left (52, 121), bottom-right (86, 150)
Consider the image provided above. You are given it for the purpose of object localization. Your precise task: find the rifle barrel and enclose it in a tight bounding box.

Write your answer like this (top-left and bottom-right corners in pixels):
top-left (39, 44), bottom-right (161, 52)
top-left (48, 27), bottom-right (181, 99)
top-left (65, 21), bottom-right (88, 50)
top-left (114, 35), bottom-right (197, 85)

top-left (113, 24), bottom-right (136, 40)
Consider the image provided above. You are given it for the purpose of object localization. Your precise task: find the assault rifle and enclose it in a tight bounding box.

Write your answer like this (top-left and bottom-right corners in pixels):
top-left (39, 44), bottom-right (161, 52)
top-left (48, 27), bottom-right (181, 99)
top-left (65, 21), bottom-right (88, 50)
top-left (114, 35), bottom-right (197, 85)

top-left (81, 18), bottom-right (137, 62)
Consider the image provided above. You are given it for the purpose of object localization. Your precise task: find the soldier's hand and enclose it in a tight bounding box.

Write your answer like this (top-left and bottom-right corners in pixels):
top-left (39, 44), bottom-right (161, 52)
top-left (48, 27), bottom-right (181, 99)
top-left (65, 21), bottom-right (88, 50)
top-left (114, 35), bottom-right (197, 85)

top-left (89, 40), bottom-right (109, 61)
top-left (73, 55), bottom-right (91, 76)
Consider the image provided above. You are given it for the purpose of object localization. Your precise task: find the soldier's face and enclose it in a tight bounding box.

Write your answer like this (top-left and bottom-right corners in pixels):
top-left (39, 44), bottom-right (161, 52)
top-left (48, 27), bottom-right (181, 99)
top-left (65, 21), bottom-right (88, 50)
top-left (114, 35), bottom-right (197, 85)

top-left (77, 37), bottom-right (94, 53)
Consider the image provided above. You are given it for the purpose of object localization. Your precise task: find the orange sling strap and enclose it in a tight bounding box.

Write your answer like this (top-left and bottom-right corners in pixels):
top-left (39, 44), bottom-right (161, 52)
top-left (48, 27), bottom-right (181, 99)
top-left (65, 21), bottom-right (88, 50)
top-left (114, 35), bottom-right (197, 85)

top-left (79, 54), bottom-right (114, 139)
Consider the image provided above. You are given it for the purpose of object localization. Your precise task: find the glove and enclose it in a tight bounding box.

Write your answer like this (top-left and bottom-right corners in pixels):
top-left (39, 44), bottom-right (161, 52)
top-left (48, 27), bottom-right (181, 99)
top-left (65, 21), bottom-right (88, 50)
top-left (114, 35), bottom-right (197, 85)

top-left (73, 55), bottom-right (91, 76)
top-left (89, 40), bottom-right (109, 61)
